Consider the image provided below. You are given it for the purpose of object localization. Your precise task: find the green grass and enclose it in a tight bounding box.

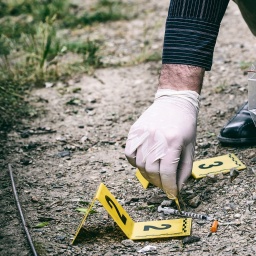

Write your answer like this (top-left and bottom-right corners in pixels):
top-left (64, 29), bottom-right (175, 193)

top-left (63, 0), bottom-right (131, 28)
top-left (0, 0), bottom-right (136, 130)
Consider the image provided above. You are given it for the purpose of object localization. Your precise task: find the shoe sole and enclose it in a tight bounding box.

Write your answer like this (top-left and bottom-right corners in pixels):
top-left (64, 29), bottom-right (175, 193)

top-left (218, 135), bottom-right (256, 145)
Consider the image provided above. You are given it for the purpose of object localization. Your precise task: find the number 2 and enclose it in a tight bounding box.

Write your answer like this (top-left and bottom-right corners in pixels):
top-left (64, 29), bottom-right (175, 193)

top-left (199, 161), bottom-right (223, 169)
top-left (143, 224), bottom-right (171, 231)
top-left (105, 195), bottom-right (127, 225)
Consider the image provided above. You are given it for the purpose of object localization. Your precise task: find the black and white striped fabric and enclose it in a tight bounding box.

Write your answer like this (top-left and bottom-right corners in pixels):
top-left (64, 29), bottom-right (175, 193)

top-left (162, 0), bottom-right (230, 70)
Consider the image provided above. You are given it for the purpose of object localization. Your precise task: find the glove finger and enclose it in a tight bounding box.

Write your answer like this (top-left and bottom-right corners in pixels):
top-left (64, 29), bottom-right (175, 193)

top-left (159, 148), bottom-right (182, 199)
top-left (177, 142), bottom-right (195, 191)
top-left (136, 145), bottom-right (150, 181)
top-left (145, 156), bottom-right (162, 189)
top-left (125, 128), bottom-right (149, 167)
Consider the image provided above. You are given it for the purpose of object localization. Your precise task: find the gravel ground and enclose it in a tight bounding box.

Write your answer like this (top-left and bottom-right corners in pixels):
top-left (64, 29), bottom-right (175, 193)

top-left (0, 1), bottom-right (256, 255)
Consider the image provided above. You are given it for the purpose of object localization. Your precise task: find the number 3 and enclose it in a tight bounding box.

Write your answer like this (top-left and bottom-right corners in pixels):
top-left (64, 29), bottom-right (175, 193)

top-left (199, 161), bottom-right (223, 169)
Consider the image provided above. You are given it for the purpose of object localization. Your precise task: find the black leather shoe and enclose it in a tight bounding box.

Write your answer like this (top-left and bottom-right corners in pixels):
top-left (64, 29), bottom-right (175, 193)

top-left (218, 102), bottom-right (256, 145)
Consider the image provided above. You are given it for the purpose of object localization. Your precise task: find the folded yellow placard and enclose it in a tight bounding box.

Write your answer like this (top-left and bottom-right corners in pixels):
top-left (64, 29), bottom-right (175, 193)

top-left (192, 153), bottom-right (246, 179)
top-left (72, 183), bottom-right (191, 244)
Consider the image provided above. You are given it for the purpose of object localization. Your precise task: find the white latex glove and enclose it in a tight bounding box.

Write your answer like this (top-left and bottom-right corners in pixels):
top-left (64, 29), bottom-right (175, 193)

top-left (125, 89), bottom-right (200, 199)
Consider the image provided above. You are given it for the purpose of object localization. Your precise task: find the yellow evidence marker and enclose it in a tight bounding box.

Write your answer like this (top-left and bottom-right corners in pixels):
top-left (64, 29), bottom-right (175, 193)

top-left (135, 169), bottom-right (150, 189)
top-left (72, 183), bottom-right (192, 244)
top-left (192, 153), bottom-right (246, 179)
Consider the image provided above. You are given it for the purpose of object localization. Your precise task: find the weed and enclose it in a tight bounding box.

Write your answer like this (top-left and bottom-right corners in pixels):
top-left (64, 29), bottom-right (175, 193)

top-left (66, 41), bottom-right (102, 68)
top-left (62, 0), bottom-right (133, 28)
top-left (239, 61), bottom-right (252, 70)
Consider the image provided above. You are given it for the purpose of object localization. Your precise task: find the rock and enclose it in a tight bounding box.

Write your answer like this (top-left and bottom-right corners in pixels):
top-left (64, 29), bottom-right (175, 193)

top-left (20, 131), bottom-right (30, 138)
top-left (147, 195), bottom-right (167, 205)
top-left (56, 136), bottom-right (67, 142)
top-left (182, 236), bottom-right (201, 245)
top-left (121, 239), bottom-right (134, 247)
top-left (205, 174), bottom-right (217, 183)
top-left (78, 125), bottom-right (84, 128)
top-left (252, 193), bottom-right (256, 200)
top-left (20, 157), bottom-right (32, 165)
top-left (137, 245), bottom-right (157, 253)
top-left (234, 213), bottom-right (241, 219)
top-left (198, 141), bottom-right (211, 149)
top-left (216, 173), bottom-right (224, 180)
top-left (161, 200), bottom-right (174, 207)
top-left (57, 151), bottom-right (70, 158)
top-left (230, 168), bottom-right (239, 182)
top-left (55, 235), bottom-right (66, 241)
top-left (100, 169), bottom-right (107, 174)
top-left (104, 252), bottom-right (114, 256)
top-left (188, 195), bottom-right (201, 208)
top-left (251, 157), bottom-right (256, 163)
top-left (31, 196), bottom-right (39, 202)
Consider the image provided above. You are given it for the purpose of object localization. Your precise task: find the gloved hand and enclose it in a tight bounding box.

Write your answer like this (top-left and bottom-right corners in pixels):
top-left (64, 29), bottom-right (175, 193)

top-left (125, 89), bottom-right (200, 199)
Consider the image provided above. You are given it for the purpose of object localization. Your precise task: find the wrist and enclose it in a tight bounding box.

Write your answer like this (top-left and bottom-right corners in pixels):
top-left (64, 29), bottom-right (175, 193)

top-left (158, 64), bottom-right (205, 94)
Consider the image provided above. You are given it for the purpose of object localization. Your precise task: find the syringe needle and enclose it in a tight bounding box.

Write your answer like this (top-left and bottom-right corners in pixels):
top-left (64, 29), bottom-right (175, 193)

top-left (158, 206), bottom-right (213, 221)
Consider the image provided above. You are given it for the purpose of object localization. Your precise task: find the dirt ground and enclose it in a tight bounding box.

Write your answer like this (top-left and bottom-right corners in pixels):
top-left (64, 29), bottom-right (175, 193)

top-left (1, 1), bottom-right (256, 255)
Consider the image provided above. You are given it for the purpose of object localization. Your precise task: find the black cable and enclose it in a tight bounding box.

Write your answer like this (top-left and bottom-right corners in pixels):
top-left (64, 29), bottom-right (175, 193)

top-left (8, 164), bottom-right (38, 256)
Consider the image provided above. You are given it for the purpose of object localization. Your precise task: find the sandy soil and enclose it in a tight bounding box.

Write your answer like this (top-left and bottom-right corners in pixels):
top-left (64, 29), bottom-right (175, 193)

top-left (0, 1), bottom-right (256, 255)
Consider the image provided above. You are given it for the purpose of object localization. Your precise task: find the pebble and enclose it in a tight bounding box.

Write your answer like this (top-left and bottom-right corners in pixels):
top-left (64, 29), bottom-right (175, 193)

top-left (160, 200), bottom-right (174, 207)
top-left (147, 195), bottom-right (167, 205)
top-left (251, 157), bottom-right (256, 163)
top-left (138, 245), bottom-right (157, 253)
top-left (205, 174), bottom-right (217, 183)
top-left (230, 168), bottom-right (240, 182)
top-left (188, 195), bottom-right (201, 208)
top-left (121, 239), bottom-right (134, 247)
top-left (20, 157), bottom-right (32, 165)
top-left (234, 213), bottom-right (241, 219)
top-left (20, 131), bottom-right (30, 138)
top-left (182, 236), bottom-right (201, 245)
top-left (57, 151), bottom-right (71, 158)
top-left (216, 173), bottom-right (224, 180)
top-left (198, 141), bottom-right (211, 149)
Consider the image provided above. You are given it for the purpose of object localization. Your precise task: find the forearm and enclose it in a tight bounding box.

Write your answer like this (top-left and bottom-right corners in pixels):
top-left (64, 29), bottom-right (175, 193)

top-left (158, 64), bottom-right (205, 94)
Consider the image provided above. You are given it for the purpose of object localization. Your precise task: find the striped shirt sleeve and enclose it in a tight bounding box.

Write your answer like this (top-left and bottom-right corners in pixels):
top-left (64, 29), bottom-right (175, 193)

top-left (162, 0), bottom-right (230, 70)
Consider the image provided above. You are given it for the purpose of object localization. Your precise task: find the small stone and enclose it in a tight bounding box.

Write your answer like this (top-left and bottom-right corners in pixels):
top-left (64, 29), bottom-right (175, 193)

top-left (205, 174), bottom-right (217, 183)
top-left (161, 200), bottom-right (174, 207)
top-left (78, 125), bottom-right (84, 128)
top-left (20, 157), bottom-right (32, 165)
top-left (138, 245), bottom-right (157, 253)
top-left (100, 169), bottom-right (107, 174)
top-left (248, 152), bottom-right (255, 158)
top-left (198, 141), bottom-right (211, 149)
top-left (121, 239), bottom-right (134, 247)
top-left (252, 193), bottom-right (256, 200)
top-left (251, 157), bottom-right (256, 163)
top-left (234, 213), bottom-right (241, 219)
top-left (57, 151), bottom-right (70, 158)
top-left (188, 195), bottom-right (201, 208)
top-left (147, 195), bottom-right (167, 205)
top-left (230, 168), bottom-right (239, 182)
top-left (56, 136), bottom-right (67, 142)
top-left (216, 173), bottom-right (224, 180)
top-left (104, 252), bottom-right (114, 256)
top-left (56, 235), bottom-right (66, 241)
top-left (20, 131), bottom-right (30, 138)
top-left (182, 236), bottom-right (201, 245)
top-left (31, 196), bottom-right (39, 202)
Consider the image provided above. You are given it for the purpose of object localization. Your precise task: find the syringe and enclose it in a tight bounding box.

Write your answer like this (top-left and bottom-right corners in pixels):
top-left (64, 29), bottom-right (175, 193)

top-left (158, 206), bottom-right (213, 221)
